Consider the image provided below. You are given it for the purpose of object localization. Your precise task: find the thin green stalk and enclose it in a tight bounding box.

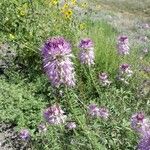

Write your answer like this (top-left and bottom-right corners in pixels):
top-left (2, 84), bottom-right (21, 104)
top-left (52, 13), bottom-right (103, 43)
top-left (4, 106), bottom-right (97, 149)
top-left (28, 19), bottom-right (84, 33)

top-left (88, 66), bottom-right (101, 97)
top-left (66, 88), bottom-right (105, 150)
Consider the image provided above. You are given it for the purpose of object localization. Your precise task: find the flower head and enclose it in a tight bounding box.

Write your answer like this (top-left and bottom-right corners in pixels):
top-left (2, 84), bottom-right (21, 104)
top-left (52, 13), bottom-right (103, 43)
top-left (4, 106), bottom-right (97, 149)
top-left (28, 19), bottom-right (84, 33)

top-left (120, 64), bottom-right (133, 77)
top-left (42, 37), bottom-right (71, 58)
top-left (19, 129), bottom-right (30, 141)
top-left (38, 123), bottom-right (47, 133)
top-left (88, 104), bottom-right (109, 119)
top-left (66, 122), bottom-right (76, 130)
top-left (99, 107), bottom-right (109, 119)
top-left (42, 37), bottom-right (76, 87)
top-left (138, 136), bottom-right (150, 150)
top-left (61, 3), bottom-right (73, 19)
top-left (79, 38), bottom-right (95, 66)
top-left (131, 112), bottom-right (150, 137)
top-left (117, 63), bottom-right (133, 84)
top-left (43, 104), bottom-right (67, 125)
top-left (79, 38), bottom-right (93, 49)
top-left (99, 72), bottom-right (111, 86)
top-left (88, 104), bottom-right (100, 117)
top-left (117, 35), bottom-right (129, 55)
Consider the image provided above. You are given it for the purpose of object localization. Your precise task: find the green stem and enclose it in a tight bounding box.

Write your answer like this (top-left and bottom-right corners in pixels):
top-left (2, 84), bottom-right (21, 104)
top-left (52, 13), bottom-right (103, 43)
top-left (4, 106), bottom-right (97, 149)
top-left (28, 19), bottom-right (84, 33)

top-left (88, 66), bottom-right (101, 97)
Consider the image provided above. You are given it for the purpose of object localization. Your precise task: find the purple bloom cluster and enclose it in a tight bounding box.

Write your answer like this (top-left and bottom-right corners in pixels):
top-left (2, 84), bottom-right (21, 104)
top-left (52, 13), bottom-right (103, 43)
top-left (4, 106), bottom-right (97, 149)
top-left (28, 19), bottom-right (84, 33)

top-left (138, 136), bottom-right (150, 150)
top-left (19, 129), bottom-right (30, 141)
top-left (38, 123), bottom-right (47, 133)
top-left (117, 36), bottom-right (129, 55)
top-left (88, 104), bottom-right (109, 119)
top-left (44, 104), bottom-right (67, 125)
top-left (131, 112), bottom-right (150, 136)
top-left (79, 38), bottom-right (95, 66)
top-left (66, 122), bottom-right (76, 130)
top-left (42, 37), bottom-right (76, 87)
top-left (131, 112), bottom-right (150, 150)
top-left (99, 72), bottom-right (111, 86)
top-left (117, 64), bottom-right (133, 84)
top-left (120, 64), bottom-right (133, 77)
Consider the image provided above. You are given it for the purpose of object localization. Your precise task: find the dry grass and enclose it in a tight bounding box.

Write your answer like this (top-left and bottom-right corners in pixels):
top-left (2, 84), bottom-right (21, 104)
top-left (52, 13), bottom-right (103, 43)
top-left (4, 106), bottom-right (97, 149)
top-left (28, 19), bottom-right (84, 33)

top-left (94, 0), bottom-right (150, 18)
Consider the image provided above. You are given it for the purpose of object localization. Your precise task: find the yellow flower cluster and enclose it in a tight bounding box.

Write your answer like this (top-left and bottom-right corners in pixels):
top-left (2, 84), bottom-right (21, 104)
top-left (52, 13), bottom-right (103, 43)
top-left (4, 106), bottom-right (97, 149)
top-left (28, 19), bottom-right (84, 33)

top-left (79, 23), bottom-right (86, 31)
top-left (61, 3), bottom-right (73, 19)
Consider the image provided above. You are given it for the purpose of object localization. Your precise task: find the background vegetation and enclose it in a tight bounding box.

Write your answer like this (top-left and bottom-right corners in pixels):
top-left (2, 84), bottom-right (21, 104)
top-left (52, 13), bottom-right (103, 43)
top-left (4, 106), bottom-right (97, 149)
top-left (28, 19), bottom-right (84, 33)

top-left (0, 0), bottom-right (149, 149)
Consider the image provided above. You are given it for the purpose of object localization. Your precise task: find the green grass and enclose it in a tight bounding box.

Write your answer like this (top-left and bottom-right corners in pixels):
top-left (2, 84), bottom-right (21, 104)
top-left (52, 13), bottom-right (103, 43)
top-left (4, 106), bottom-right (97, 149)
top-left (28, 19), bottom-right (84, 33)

top-left (0, 0), bottom-right (149, 150)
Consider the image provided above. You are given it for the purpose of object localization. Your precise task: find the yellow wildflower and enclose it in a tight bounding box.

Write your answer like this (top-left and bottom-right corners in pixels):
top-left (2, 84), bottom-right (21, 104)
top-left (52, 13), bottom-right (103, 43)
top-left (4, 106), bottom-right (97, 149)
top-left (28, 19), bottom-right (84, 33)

top-left (61, 3), bottom-right (73, 19)
top-left (62, 3), bottom-right (69, 11)
top-left (64, 9), bottom-right (73, 19)
top-left (79, 23), bottom-right (86, 30)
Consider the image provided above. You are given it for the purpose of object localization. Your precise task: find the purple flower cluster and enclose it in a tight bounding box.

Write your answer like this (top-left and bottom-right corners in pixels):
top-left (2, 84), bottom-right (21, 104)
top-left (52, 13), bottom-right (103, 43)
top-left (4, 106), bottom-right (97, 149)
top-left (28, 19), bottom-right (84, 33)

top-left (138, 136), bottom-right (150, 150)
top-left (66, 122), bottom-right (76, 130)
top-left (88, 104), bottom-right (109, 119)
top-left (117, 36), bottom-right (129, 55)
top-left (44, 104), bottom-right (67, 125)
top-left (131, 112), bottom-right (150, 136)
top-left (131, 112), bottom-right (150, 150)
top-left (38, 123), bottom-right (47, 133)
top-left (117, 64), bottom-right (133, 84)
top-left (120, 64), bottom-right (133, 77)
top-left (99, 72), bottom-right (111, 86)
top-left (19, 129), bottom-right (30, 141)
top-left (42, 37), bottom-right (76, 87)
top-left (79, 38), bottom-right (95, 66)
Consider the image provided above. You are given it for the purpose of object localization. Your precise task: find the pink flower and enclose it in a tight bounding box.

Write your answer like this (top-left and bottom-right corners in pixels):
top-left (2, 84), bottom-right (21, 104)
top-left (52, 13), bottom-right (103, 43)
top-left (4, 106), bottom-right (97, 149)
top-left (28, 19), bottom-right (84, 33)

top-left (117, 36), bottom-right (129, 55)
top-left (138, 136), bottom-right (150, 150)
top-left (19, 129), bottom-right (30, 141)
top-left (120, 64), bottom-right (133, 77)
top-left (99, 107), bottom-right (109, 119)
top-left (79, 38), bottom-right (93, 49)
top-left (43, 104), bottom-right (67, 125)
top-left (131, 112), bottom-right (150, 137)
top-left (66, 122), bottom-right (76, 130)
top-left (42, 37), bottom-right (76, 87)
top-left (88, 104), bottom-right (100, 117)
top-left (88, 104), bottom-right (109, 119)
top-left (79, 38), bottom-right (95, 66)
top-left (99, 73), bottom-right (111, 86)
top-left (38, 123), bottom-right (47, 133)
